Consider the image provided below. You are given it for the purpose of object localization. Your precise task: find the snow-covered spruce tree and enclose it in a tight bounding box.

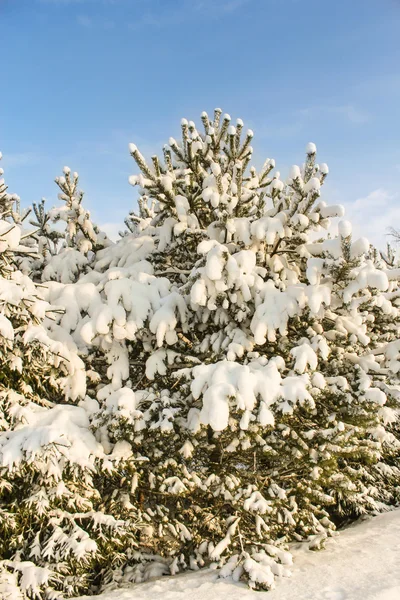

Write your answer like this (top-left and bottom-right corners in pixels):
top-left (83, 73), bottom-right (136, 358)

top-left (0, 156), bottom-right (75, 412)
top-left (0, 159), bottom-right (143, 599)
top-left (26, 198), bottom-right (65, 281)
top-left (41, 167), bottom-right (110, 284)
top-left (38, 110), bottom-right (400, 592)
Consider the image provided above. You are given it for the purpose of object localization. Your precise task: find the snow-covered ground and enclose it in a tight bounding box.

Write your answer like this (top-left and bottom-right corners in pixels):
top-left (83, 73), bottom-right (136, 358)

top-left (78, 508), bottom-right (400, 600)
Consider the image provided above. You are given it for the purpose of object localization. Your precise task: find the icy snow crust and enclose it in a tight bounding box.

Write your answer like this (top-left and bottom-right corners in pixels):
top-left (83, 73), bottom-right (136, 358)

top-left (0, 110), bottom-right (399, 598)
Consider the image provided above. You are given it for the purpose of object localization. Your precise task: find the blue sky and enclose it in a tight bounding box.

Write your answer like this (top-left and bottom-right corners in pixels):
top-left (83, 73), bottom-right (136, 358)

top-left (2, 0), bottom-right (400, 247)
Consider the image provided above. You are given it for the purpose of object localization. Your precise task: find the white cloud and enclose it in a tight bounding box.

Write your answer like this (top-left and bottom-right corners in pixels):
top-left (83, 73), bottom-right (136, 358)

top-left (193, 0), bottom-right (251, 13)
top-left (77, 14), bottom-right (116, 28)
top-left (77, 14), bottom-right (92, 26)
top-left (256, 102), bottom-right (370, 141)
top-left (100, 222), bottom-right (123, 241)
top-left (336, 104), bottom-right (370, 124)
top-left (345, 188), bottom-right (400, 250)
top-left (129, 0), bottom-right (251, 29)
top-left (1, 152), bottom-right (42, 169)
top-left (351, 188), bottom-right (395, 210)
top-left (40, 0), bottom-right (96, 4)
top-left (39, 0), bottom-right (122, 4)
top-left (297, 104), bottom-right (370, 124)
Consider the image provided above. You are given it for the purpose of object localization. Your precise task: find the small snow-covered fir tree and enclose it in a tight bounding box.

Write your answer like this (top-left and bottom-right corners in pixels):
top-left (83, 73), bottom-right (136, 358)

top-left (41, 168), bottom-right (111, 284)
top-left (0, 158), bottom-right (141, 599)
top-left (1, 110), bottom-right (399, 597)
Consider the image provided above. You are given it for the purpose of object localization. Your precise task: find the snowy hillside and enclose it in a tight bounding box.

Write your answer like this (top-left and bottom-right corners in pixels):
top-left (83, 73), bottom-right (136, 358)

top-left (78, 509), bottom-right (400, 600)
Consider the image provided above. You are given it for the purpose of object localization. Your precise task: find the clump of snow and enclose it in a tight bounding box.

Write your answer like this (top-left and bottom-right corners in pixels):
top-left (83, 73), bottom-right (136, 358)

top-left (0, 221), bottom-right (21, 250)
top-left (0, 404), bottom-right (102, 471)
top-left (338, 220), bottom-right (352, 238)
top-left (306, 142), bottom-right (317, 154)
